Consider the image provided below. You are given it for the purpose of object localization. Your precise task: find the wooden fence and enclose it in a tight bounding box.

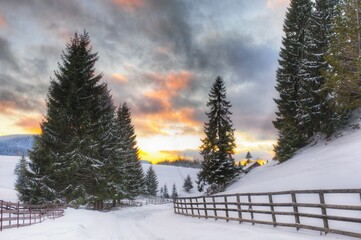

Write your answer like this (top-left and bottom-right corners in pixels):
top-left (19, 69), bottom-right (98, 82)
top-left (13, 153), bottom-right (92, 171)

top-left (173, 188), bottom-right (361, 238)
top-left (0, 200), bottom-right (65, 231)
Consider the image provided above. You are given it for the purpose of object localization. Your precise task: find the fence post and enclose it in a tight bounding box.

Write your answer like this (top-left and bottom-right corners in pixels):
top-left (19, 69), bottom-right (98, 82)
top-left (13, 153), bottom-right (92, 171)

top-left (195, 198), bottom-right (200, 218)
top-left (236, 194), bottom-right (242, 224)
top-left (268, 194), bottom-right (276, 227)
top-left (173, 199), bottom-right (176, 214)
top-left (291, 192), bottom-right (300, 230)
top-left (9, 202), bottom-right (11, 227)
top-left (319, 192), bottom-right (329, 234)
top-left (185, 199), bottom-right (189, 215)
top-left (1, 200), bottom-right (3, 231)
top-left (29, 204), bottom-right (32, 225)
top-left (212, 196), bottom-right (217, 220)
top-left (190, 198), bottom-right (194, 216)
top-left (224, 196), bottom-right (229, 222)
top-left (248, 194), bottom-right (254, 225)
top-left (203, 197), bottom-right (208, 219)
top-left (17, 202), bottom-right (20, 228)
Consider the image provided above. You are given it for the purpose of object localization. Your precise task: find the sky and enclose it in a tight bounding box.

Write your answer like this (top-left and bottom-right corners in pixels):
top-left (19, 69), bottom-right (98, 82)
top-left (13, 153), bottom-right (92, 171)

top-left (0, 0), bottom-right (289, 163)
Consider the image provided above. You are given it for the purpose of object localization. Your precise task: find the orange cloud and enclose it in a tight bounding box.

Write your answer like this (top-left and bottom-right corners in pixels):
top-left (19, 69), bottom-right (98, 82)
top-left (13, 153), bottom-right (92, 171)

top-left (0, 101), bottom-right (16, 115)
top-left (267, 0), bottom-right (289, 9)
top-left (0, 15), bottom-right (6, 28)
top-left (15, 116), bottom-right (42, 134)
top-left (111, 73), bottom-right (128, 83)
top-left (134, 71), bottom-right (201, 137)
top-left (112, 0), bottom-right (144, 10)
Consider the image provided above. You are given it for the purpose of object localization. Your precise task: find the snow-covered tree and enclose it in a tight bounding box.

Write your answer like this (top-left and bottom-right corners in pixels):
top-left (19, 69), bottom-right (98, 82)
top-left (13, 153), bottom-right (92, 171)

top-left (183, 175), bottom-right (193, 193)
top-left (163, 184), bottom-right (169, 198)
top-left (27, 32), bottom-right (110, 206)
top-left (171, 183), bottom-right (178, 198)
top-left (245, 151), bottom-right (252, 164)
top-left (273, 0), bottom-right (313, 162)
top-left (197, 76), bottom-right (239, 192)
top-left (145, 165), bottom-right (158, 196)
top-left (14, 155), bottom-right (32, 203)
top-left (116, 103), bottom-right (145, 199)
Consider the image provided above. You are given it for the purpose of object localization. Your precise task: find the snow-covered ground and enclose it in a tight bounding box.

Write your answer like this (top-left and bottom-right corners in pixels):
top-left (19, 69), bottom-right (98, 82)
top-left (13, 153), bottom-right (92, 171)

top-left (0, 204), bottom-right (351, 240)
top-left (1, 116), bottom-right (361, 239)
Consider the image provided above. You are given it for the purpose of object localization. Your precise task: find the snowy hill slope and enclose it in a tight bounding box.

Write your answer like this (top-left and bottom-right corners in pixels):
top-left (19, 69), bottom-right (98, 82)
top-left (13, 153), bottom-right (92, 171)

top-left (226, 115), bottom-right (361, 194)
top-left (0, 134), bottom-right (35, 156)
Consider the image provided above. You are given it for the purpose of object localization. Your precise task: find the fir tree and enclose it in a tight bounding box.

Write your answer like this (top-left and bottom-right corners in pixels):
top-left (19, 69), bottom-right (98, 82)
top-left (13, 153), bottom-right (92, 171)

top-left (273, 0), bottom-right (313, 162)
top-left (197, 76), bottom-right (239, 192)
top-left (163, 184), bottom-right (169, 198)
top-left (27, 31), bottom-right (110, 205)
top-left (14, 155), bottom-right (32, 203)
top-left (116, 103), bottom-right (145, 199)
top-left (183, 175), bottom-right (193, 193)
top-left (298, 0), bottom-right (340, 137)
top-left (245, 151), bottom-right (252, 164)
top-left (145, 165), bottom-right (158, 196)
top-left (171, 183), bottom-right (178, 198)
top-left (324, 0), bottom-right (361, 117)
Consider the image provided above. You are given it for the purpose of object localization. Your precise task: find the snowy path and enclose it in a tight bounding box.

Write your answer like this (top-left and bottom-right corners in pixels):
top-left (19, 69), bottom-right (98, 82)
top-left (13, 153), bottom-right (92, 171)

top-left (1, 204), bottom-right (351, 240)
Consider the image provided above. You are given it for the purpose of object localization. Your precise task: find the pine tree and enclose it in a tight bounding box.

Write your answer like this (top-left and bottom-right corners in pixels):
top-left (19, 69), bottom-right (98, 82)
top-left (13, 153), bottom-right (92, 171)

top-left (245, 151), bottom-right (252, 164)
top-left (324, 0), bottom-right (361, 117)
top-left (145, 165), bottom-right (158, 196)
top-left (273, 0), bottom-right (313, 162)
top-left (298, 0), bottom-right (340, 137)
top-left (183, 175), bottom-right (193, 193)
top-left (116, 103), bottom-right (145, 199)
top-left (163, 184), bottom-right (169, 198)
top-left (14, 155), bottom-right (32, 203)
top-left (197, 76), bottom-right (239, 192)
top-left (171, 183), bottom-right (178, 198)
top-left (27, 31), bottom-right (110, 205)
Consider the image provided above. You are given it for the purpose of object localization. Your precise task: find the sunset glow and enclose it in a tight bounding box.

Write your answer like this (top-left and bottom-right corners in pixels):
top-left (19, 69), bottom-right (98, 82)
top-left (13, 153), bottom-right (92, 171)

top-left (0, 0), bottom-right (289, 163)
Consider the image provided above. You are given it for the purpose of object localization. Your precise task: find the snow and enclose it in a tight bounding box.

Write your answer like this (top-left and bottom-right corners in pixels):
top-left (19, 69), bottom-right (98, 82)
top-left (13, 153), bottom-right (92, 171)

top-left (1, 117), bottom-right (361, 239)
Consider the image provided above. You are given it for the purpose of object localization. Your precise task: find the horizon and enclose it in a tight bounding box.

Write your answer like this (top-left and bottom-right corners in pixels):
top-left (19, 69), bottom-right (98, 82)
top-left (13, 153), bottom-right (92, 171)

top-left (0, 0), bottom-right (290, 162)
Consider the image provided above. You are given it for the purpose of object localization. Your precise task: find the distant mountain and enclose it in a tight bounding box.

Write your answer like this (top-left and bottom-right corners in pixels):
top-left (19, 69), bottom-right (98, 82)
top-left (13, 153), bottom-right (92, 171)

top-left (0, 134), bottom-right (35, 156)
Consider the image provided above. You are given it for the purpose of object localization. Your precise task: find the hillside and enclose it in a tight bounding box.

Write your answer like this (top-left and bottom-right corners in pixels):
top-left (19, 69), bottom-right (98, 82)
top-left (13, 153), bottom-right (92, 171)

top-left (226, 114), bottom-right (361, 194)
top-left (0, 134), bottom-right (35, 156)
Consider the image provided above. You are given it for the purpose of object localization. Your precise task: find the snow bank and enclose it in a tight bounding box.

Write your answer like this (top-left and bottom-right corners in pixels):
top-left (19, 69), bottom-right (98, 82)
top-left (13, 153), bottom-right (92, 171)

top-left (226, 117), bottom-right (361, 194)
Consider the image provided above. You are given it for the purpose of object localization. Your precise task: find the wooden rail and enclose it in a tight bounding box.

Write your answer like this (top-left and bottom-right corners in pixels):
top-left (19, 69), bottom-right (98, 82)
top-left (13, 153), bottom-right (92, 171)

top-left (0, 200), bottom-right (65, 231)
top-left (173, 189), bottom-right (361, 238)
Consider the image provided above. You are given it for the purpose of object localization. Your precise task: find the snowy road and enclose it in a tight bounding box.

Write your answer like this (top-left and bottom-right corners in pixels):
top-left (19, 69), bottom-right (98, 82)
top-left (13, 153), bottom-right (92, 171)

top-left (2, 204), bottom-right (349, 240)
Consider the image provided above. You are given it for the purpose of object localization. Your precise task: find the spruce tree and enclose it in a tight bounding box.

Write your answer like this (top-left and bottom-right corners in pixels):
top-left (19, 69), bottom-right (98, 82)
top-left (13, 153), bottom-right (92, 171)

top-left (183, 175), bottom-right (193, 193)
top-left (273, 0), bottom-right (312, 162)
top-left (298, 0), bottom-right (340, 137)
top-left (197, 76), bottom-right (239, 192)
top-left (27, 32), bottom-right (110, 205)
top-left (171, 183), bottom-right (178, 198)
top-left (144, 165), bottom-right (158, 196)
top-left (116, 103), bottom-right (145, 199)
top-left (163, 184), bottom-right (169, 198)
top-left (14, 155), bottom-right (32, 203)
top-left (245, 151), bottom-right (252, 164)
top-left (324, 0), bottom-right (361, 117)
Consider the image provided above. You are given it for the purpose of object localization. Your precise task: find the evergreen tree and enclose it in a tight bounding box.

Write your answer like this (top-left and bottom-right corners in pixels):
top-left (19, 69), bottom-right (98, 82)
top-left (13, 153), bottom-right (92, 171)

top-left (171, 183), bottom-right (178, 198)
top-left (298, 0), bottom-right (340, 137)
top-left (245, 151), bottom-right (252, 164)
top-left (116, 103), bottom-right (145, 199)
top-left (273, 0), bottom-right (313, 162)
top-left (144, 165), bottom-right (158, 196)
top-left (324, 0), bottom-right (361, 117)
top-left (197, 76), bottom-right (239, 192)
top-left (14, 155), bottom-right (32, 203)
top-left (27, 31), bottom-right (110, 205)
top-left (183, 175), bottom-right (193, 193)
top-left (163, 184), bottom-right (169, 198)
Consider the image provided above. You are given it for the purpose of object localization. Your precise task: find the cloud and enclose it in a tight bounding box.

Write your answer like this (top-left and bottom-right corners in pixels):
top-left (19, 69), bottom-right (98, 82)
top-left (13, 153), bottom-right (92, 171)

top-left (112, 0), bottom-right (144, 11)
top-left (15, 116), bottom-right (42, 134)
top-left (267, 0), bottom-right (290, 9)
top-left (0, 37), bottom-right (19, 71)
top-left (0, 15), bottom-right (6, 28)
top-left (111, 73), bottom-right (128, 83)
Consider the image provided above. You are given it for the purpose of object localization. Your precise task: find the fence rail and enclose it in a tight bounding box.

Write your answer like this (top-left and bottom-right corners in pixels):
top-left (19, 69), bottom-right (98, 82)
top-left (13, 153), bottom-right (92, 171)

top-left (0, 200), bottom-right (65, 231)
top-left (173, 188), bottom-right (361, 238)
